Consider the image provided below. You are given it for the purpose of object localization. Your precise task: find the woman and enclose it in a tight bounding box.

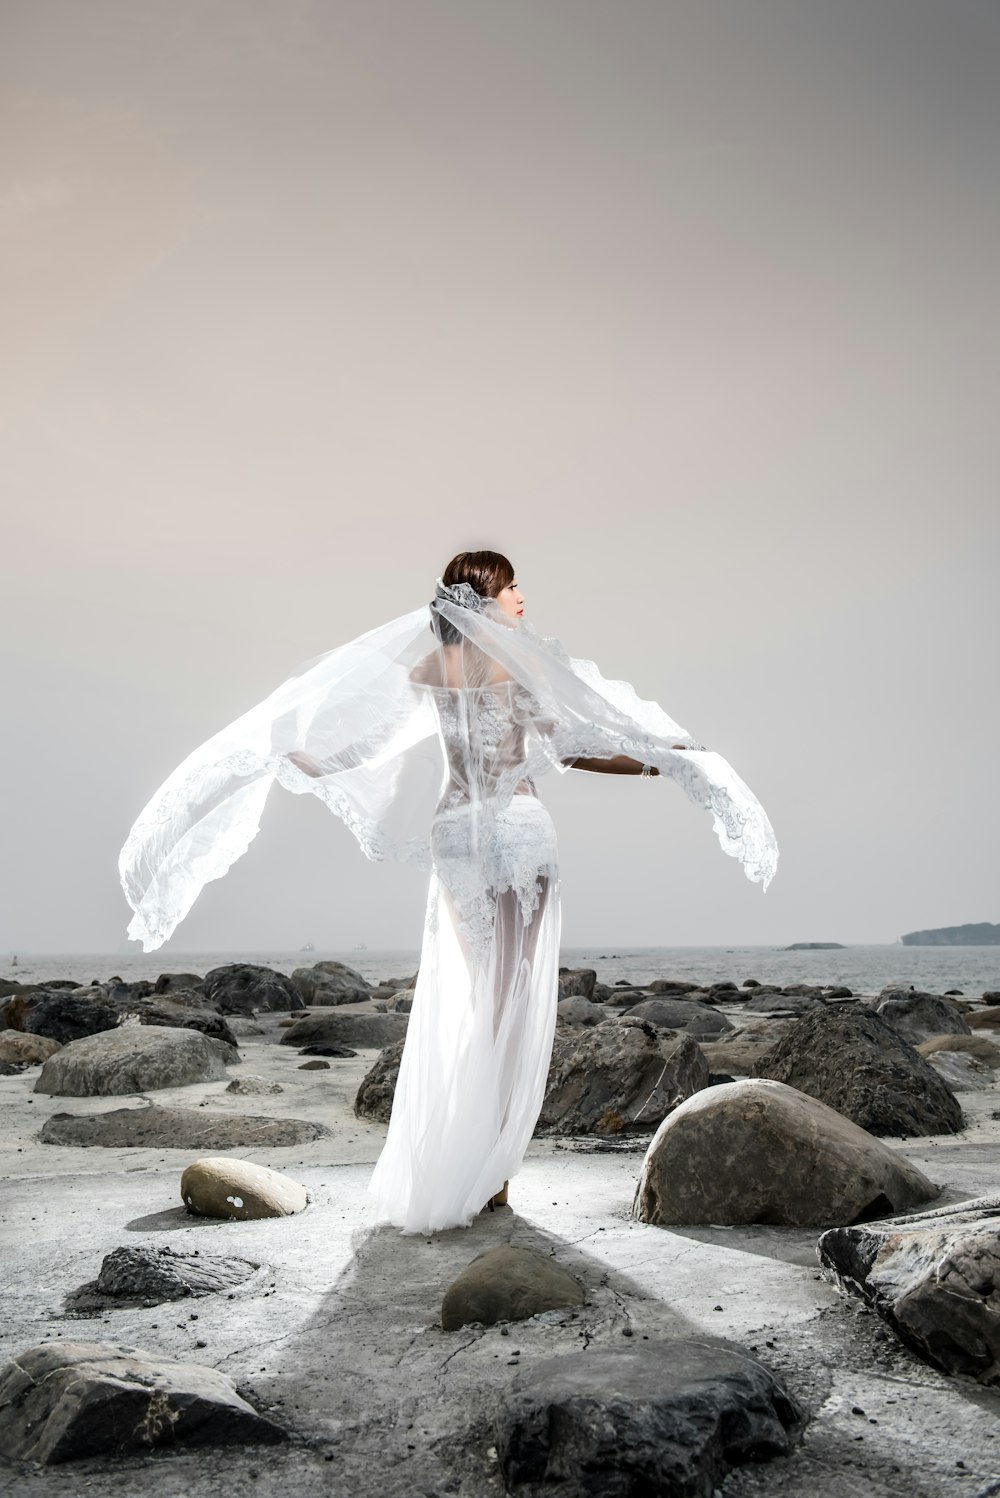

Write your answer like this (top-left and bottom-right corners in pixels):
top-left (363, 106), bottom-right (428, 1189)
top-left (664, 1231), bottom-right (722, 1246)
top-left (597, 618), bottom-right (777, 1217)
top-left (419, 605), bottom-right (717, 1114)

top-left (119, 549), bottom-right (777, 1235)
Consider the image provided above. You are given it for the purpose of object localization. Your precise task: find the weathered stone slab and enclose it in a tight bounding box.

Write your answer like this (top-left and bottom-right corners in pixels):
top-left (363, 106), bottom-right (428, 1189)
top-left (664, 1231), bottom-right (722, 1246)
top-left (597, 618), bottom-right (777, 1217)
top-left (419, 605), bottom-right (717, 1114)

top-left (495, 1337), bottom-right (801, 1497)
top-left (40, 1104), bottom-right (328, 1149)
top-left (441, 1245), bottom-right (584, 1331)
top-left (873, 989), bottom-right (972, 1044)
top-left (355, 1041), bottom-right (404, 1123)
top-left (621, 998), bottom-right (734, 1037)
top-left (818, 1194), bottom-right (1000, 1385)
top-left (635, 1079), bottom-right (938, 1227)
top-left (0, 1032), bottom-right (61, 1064)
top-left (280, 1011), bottom-right (408, 1050)
top-left (0, 1341), bottom-right (284, 1462)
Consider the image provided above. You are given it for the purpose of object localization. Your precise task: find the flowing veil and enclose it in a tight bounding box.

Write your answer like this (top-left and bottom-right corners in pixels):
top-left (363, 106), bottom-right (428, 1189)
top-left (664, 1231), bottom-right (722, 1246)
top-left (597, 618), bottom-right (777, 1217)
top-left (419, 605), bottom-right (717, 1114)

top-left (119, 581), bottom-right (778, 954)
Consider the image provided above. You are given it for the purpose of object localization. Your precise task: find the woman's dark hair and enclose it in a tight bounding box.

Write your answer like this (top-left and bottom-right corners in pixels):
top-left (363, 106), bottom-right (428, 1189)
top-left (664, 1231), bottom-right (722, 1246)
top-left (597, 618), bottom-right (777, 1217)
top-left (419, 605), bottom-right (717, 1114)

top-left (442, 550), bottom-right (514, 599)
top-left (433, 550), bottom-right (515, 644)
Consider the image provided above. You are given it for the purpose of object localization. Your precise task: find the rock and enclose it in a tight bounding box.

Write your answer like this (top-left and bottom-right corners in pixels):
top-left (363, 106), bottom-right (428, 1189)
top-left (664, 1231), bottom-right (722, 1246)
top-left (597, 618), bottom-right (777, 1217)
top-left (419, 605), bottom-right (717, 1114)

top-left (298, 1059), bottom-right (330, 1070)
top-left (634, 1079), bottom-right (938, 1228)
top-left (225, 1017), bottom-right (265, 1037)
top-left (750, 1007), bottom-right (964, 1137)
top-left (203, 962), bottom-right (302, 1015)
top-left (279, 1011), bottom-right (408, 1050)
top-left (967, 1005), bottom-right (1000, 1030)
top-left (535, 1024), bottom-right (709, 1136)
top-left (818, 1193), bottom-right (1000, 1385)
top-left (0, 1060), bottom-right (24, 1075)
top-left (825, 985), bottom-right (853, 999)
top-left (384, 991), bottom-right (413, 1013)
top-left (649, 978), bottom-right (702, 994)
top-left (181, 1157), bottom-right (309, 1219)
top-left (299, 1043), bottom-right (358, 1057)
top-left (114, 998), bottom-right (239, 1049)
top-left (917, 1033), bottom-right (1000, 1065)
top-left (739, 993), bottom-right (824, 1016)
top-left (494, 1337), bottom-right (801, 1497)
top-left (698, 1024), bottom-right (789, 1076)
top-left (91, 1246), bottom-right (258, 1302)
top-left (785, 941), bottom-right (844, 949)
top-left (34, 1026), bottom-right (237, 1097)
top-left (289, 964), bottom-right (370, 1005)
top-left (924, 1051), bottom-right (991, 1090)
top-left (441, 1245), bottom-right (584, 1331)
top-left (556, 996), bottom-right (605, 1027)
top-left (153, 972), bottom-right (207, 994)
top-left (40, 1104), bottom-right (329, 1149)
top-left (743, 978), bottom-right (761, 988)
top-left (619, 998), bottom-right (734, 1037)
top-left (873, 989), bottom-right (972, 1044)
top-left (557, 967), bottom-right (597, 999)
top-left (355, 1041), bottom-right (405, 1123)
top-left (226, 1075), bottom-right (284, 1095)
top-left (18, 989), bottom-right (121, 1044)
top-left (0, 1032), bottom-right (61, 1064)
top-left (0, 1341), bottom-right (284, 1462)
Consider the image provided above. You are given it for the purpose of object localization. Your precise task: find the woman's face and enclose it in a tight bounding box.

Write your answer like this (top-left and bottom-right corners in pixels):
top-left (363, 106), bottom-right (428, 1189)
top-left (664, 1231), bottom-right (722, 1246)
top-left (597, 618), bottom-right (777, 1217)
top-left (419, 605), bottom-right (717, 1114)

top-left (495, 576), bottom-right (524, 620)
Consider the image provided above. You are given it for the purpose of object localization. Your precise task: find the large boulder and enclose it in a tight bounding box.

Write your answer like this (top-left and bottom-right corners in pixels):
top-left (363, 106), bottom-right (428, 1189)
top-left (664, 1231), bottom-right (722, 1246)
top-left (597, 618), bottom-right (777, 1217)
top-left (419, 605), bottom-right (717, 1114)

top-left (620, 998), bottom-right (734, 1038)
top-left (556, 996), bottom-right (606, 1027)
top-left (40, 1104), bottom-right (328, 1149)
top-left (34, 1026), bottom-right (236, 1097)
top-left (202, 963), bottom-right (302, 1015)
top-left (0, 1342), bottom-right (284, 1463)
top-left (441, 1245), bottom-right (584, 1331)
top-left (18, 989), bottom-right (120, 1044)
top-left (355, 1040), bottom-right (404, 1123)
top-left (180, 1157), bottom-right (308, 1220)
top-left (289, 961), bottom-right (371, 1005)
top-left (89, 1246), bottom-right (258, 1304)
top-left (113, 998), bottom-right (239, 1049)
top-left (818, 1193), bottom-right (1000, 1385)
top-left (153, 972), bottom-right (207, 995)
top-left (873, 989), bottom-right (972, 1045)
top-left (750, 1007), bottom-right (963, 1136)
top-left (634, 1079), bottom-right (938, 1228)
top-left (280, 1011), bottom-right (408, 1050)
top-left (535, 1023), bottom-right (709, 1136)
top-left (494, 1338), bottom-right (801, 1497)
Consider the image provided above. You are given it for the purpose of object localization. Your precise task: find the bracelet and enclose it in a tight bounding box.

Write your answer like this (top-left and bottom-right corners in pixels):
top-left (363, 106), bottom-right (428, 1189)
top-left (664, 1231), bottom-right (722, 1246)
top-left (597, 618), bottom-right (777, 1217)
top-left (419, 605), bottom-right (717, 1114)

top-left (640, 763), bottom-right (654, 778)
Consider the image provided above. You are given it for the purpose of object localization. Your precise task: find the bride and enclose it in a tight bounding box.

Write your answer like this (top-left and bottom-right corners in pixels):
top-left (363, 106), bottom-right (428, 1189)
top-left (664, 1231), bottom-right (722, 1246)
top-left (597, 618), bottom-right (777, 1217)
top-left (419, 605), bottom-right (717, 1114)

top-left (119, 549), bottom-right (778, 1235)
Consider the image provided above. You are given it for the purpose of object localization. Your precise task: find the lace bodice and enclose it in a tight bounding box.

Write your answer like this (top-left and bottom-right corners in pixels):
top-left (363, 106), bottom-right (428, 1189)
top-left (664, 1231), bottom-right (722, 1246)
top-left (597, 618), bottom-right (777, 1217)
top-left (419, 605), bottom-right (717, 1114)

top-left (424, 679), bottom-right (537, 812)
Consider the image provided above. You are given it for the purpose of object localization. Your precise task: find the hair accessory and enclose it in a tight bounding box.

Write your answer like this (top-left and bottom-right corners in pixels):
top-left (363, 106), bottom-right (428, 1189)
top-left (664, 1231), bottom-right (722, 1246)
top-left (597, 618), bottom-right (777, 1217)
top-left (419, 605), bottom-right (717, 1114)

top-left (434, 578), bottom-right (488, 613)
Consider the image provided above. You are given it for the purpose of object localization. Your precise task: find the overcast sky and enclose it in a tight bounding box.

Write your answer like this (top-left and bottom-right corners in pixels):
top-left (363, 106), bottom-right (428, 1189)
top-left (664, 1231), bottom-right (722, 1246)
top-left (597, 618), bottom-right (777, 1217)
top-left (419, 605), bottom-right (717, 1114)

top-left (2, 0), bottom-right (997, 955)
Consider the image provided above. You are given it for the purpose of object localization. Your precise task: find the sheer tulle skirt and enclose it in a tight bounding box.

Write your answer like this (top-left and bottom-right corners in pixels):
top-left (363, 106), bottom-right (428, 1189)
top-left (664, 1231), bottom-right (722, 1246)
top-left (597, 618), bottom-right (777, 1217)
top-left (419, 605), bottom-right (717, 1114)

top-left (367, 797), bottom-right (560, 1234)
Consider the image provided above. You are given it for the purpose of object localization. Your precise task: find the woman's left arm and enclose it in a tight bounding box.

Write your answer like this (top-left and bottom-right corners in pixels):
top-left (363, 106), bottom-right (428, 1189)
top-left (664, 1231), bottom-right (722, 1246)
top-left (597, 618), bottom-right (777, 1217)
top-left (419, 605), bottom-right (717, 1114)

top-left (562, 748), bottom-right (689, 775)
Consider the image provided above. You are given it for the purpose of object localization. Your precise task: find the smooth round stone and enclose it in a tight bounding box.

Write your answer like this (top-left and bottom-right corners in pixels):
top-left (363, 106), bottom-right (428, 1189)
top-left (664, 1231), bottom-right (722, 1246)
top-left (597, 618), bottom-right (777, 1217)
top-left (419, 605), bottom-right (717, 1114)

top-left (180, 1157), bottom-right (308, 1220)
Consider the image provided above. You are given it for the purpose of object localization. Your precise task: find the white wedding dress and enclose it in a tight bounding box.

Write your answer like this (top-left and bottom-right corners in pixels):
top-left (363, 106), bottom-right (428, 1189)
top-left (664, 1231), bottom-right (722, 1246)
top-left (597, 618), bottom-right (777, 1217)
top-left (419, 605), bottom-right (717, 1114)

top-left (118, 579), bottom-right (779, 1235)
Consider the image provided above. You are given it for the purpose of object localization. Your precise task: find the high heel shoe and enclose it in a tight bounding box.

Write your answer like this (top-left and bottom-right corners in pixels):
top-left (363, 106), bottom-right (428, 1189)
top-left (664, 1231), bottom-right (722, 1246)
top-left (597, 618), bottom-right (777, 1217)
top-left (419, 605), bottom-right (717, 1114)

top-left (482, 1180), bottom-right (509, 1213)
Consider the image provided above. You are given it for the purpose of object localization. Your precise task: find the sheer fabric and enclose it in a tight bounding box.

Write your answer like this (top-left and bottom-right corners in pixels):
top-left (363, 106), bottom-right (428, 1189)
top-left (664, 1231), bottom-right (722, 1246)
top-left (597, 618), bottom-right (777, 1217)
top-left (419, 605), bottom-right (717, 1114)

top-left (118, 580), bottom-right (778, 1233)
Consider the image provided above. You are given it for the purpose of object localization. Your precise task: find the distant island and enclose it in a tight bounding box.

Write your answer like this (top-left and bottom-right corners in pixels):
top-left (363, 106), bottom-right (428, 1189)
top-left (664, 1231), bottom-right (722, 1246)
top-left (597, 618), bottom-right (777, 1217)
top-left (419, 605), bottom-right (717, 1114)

top-left (901, 922), bottom-right (1000, 947)
top-left (784, 942), bottom-right (845, 951)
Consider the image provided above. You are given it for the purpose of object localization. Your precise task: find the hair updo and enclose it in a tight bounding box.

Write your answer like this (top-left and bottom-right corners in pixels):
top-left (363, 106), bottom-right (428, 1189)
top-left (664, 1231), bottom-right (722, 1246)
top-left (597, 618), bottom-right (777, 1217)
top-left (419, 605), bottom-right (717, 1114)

top-left (432, 550), bottom-right (515, 644)
top-left (442, 550), bottom-right (514, 599)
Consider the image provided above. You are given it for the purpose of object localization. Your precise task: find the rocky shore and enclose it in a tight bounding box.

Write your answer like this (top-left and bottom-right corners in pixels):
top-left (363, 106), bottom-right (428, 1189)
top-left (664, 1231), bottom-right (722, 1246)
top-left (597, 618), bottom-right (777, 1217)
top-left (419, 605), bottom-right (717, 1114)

top-left (2, 959), bottom-right (1000, 1497)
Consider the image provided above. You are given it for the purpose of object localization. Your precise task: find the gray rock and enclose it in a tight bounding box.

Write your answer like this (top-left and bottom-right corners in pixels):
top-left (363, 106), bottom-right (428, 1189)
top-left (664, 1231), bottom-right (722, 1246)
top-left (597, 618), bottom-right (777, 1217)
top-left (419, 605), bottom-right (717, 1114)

top-left (33, 1026), bottom-right (237, 1097)
top-left (557, 967), bottom-right (597, 999)
top-left (90, 1246), bottom-right (258, 1303)
top-left (40, 1103), bottom-right (327, 1149)
top-left (739, 992), bottom-right (824, 1016)
top-left (441, 1245), bottom-right (584, 1331)
top-left (113, 998), bottom-right (239, 1048)
top-left (556, 996), bottom-right (606, 1027)
top-left (20, 989), bottom-right (120, 1044)
top-left (535, 1024), bottom-right (709, 1136)
top-left (0, 1032), bottom-right (61, 1064)
top-left (226, 1075), bottom-right (284, 1095)
top-left (355, 1040), bottom-right (405, 1123)
top-left (384, 990), bottom-right (413, 1014)
top-left (289, 963), bottom-right (370, 1005)
top-left (280, 1011), bottom-right (408, 1051)
top-left (0, 1341), bottom-right (284, 1462)
top-left (619, 998), bottom-right (734, 1037)
top-left (649, 978), bottom-right (703, 994)
top-left (635, 1078), bottom-right (938, 1228)
top-left (818, 1193), bottom-right (1000, 1385)
top-left (203, 962), bottom-right (302, 1015)
top-left (494, 1336), bottom-right (801, 1497)
top-left (963, 1004), bottom-right (1000, 1031)
top-left (925, 1050), bottom-right (991, 1090)
top-left (873, 989), bottom-right (972, 1044)
top-left (750, 1006), bottom-right (964, 1137)
top-left (153, 972), bottom-right (207, 994)
top-left (225, 1017), bottom-right (265, 1037)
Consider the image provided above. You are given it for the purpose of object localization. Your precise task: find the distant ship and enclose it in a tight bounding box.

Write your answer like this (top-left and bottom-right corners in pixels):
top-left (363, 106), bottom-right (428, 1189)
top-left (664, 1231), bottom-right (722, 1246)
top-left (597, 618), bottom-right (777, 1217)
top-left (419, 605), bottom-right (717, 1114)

top-left (299, 941), bottom-right (316, 952)
top-left (353, 942), bottom-right (368, 952)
